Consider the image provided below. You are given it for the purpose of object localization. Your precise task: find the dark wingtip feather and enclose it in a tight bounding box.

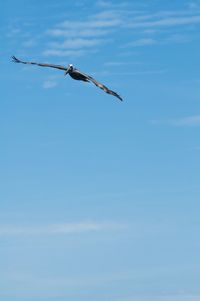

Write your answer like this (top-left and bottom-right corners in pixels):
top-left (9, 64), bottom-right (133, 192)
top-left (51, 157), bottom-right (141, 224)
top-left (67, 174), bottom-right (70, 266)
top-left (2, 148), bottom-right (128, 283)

top-left (113, 92), bottom-right (123, 101)
top-left (11, 55), bottom-right (20, 63)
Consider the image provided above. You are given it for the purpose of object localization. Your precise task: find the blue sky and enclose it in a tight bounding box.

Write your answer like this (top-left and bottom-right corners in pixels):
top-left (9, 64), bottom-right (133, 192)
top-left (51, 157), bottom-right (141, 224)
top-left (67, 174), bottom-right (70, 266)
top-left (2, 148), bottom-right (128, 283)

top-left (1, 0), bottom-right (200, 300)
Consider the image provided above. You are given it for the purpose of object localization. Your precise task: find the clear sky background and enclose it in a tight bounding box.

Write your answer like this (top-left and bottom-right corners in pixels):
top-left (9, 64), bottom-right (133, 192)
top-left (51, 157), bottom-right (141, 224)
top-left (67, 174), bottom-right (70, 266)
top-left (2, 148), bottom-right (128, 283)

top-left (1, 1), bottom-right (200, 301)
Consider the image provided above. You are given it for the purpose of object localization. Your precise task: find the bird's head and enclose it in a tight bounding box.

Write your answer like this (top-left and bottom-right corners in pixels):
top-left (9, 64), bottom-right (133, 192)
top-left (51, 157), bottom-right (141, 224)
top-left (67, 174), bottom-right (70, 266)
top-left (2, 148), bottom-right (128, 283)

top-left (65, 64), bottom-right (73, 75)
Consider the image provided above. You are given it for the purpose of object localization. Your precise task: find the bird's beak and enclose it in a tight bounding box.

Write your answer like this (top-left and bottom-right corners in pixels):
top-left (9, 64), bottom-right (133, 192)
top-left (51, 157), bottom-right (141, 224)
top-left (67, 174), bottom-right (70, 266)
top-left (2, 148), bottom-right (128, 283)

top-left (64, 66), bottom-right (70, 75)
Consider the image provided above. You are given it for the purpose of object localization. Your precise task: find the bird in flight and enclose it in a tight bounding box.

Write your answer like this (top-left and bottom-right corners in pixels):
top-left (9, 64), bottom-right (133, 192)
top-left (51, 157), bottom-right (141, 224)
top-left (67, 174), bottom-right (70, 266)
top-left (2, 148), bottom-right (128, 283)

top-left (11, 56), bottom-right (123, 101)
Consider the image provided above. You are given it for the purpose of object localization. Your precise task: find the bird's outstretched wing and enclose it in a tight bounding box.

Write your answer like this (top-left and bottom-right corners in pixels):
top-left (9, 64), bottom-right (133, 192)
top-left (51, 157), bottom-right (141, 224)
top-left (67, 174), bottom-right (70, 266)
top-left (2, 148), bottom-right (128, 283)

top-left (75, 69), bottom-right (123, 101)
top-left (11, 56), bottom-right (67, 71)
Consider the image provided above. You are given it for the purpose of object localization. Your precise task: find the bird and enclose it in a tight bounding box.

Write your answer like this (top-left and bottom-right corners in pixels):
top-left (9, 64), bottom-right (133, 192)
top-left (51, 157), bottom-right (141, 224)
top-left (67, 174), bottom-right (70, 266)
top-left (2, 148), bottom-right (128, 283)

top-left (11, 56), bottom-right (123, 101)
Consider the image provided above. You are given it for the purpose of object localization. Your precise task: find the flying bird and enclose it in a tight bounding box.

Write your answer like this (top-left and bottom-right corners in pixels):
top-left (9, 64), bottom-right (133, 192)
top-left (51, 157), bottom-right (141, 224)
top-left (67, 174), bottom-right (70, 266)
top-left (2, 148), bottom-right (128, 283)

top-left (11, 56), bottom-right (123, 101)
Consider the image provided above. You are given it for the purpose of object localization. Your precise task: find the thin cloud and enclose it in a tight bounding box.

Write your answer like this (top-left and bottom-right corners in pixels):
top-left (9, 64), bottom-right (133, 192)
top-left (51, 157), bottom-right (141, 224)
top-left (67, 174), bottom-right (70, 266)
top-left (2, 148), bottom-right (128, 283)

top-left (104, 61), bottom-right (142, 66)
top-left (9, 4), bottom-right (200, 59)
top-left (44, 10), bottom-right (122, 58)
top-left (49, 38), bottom-right (104, 49)
top-left (187, 0), bottom-right (200, 10)
top-left (43, 49), bottom-right (90, 57)
top-left (96, 0), bottom-right (112, 7)
top-left (125, 35), bottom-right (190, 48)
top-left (126, 15), bottom-right (200, 28)
top-left (47, 28), bottom-right (109, 38)
top-left (164, 33), bottom-right (191, 44)
top-left (170, 115), bottom-right (200, 126)
top-left (0, 221), bottom-right (124, 236)
top-left (92, 69), bottom-right (166, 78)
top-left (49, 7), bottom-right (200, 54)
top-left (96, 1), bottom-right (129, 9)
top-left (152, 115), bottom-right (200, 126)
top-left (126, 38), bottom-right (157, 47)
top-left (42, 80), bottom-right (57, 89)
top-left (22, 38), bottom-right (37, 48)
top-left (58, 18), bottom-right (121, 29)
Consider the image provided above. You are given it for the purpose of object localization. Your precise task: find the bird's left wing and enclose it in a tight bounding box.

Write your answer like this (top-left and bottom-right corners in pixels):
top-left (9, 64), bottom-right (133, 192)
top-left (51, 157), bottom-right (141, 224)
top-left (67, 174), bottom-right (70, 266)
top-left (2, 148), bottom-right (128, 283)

top-left (11, 56), bottom-right (67, 71)
top-left (75, 69), bottom-right (123, 101)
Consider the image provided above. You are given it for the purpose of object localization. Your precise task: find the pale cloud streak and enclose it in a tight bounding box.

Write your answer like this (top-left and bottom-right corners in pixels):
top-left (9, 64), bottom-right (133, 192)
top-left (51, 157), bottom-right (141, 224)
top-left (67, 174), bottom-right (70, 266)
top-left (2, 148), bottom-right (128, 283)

top-left (152, 115), bottom-right (200, 126)
top-left (126, 14), bottom-right (200, 28)
top-left (22, 38), bottom-right (37, 48)
top-left (7, 3), bottom-right (200, 59)
top-left (49, 38), bottom-right (104, 49)
top-left (125, 34), bottom-right (190, 48)
top-left (126, 38), bottom-right (157, 47)
top-left (187, 0), bottom-right (200, 10)
top-left (43, 9), bottom-right (122, 57)
top-left (42, 80), bottom-right (57, 89)
top-left (44, 6), bottom-right (200, 58)
top-left (169, 115), bottom-right (200, 126)
top-left (43, 49), bottom-right (91, 57)
top-left (0, 221), bottom-right (123, 236)
top-left (47, 28), bottom-right (109, 38)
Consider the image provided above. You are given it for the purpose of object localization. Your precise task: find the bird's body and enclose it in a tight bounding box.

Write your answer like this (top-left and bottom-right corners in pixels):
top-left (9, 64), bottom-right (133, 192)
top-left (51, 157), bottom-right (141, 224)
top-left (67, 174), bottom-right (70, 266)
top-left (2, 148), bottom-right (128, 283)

top-left (68, 69), bottom-right (89, 82)
top-left (11, 56), bottom-right (123, 101)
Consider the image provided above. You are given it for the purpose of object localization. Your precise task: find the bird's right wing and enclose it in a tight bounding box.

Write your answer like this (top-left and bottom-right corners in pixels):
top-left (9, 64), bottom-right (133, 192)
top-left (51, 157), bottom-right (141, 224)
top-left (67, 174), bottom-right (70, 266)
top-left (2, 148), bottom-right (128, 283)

top-left (11, 56), bottom-right (68, 71)
top-left (75, 69), bottom-right (123, 101)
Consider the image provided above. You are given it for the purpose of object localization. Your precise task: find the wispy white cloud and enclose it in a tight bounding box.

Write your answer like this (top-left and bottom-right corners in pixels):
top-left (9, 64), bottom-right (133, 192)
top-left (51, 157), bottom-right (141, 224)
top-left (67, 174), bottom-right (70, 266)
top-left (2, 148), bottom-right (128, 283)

top-left (47, 28), bottom-right (109, 38)
top-left (164, 33), bottom-right (191, 44)
top-left (49, 38), bottom-right (105, 49)
top-left (152, 115), bottom-right (200, 126)
top-left (43, 49), bottom-right (91, 57)
top-left (6, 27), bottom-right (21, 38)
top-left (42, 80), bottom-right (58, 89)
top-left (104, 61), bottom-right (142, 66)
top-left (187, 0), bottom-right (200, 10)
top-left (44, 6), bottom-right (200, 58)
top-left (120, 8), bottom-right (200, 50)
top-left (22, 38), bottom-right (37, 48)
top-left (193, 145), bottom-right (200, 150)
top-left (7, 3), bottom-right (200, 59)
top-left (58, 18), bottom-right (121, 30)
top-left (43, 36), bottom-right (103, 57)
top-left (126, 15), bottom-right (200, 28)
top-left (0, 221), bottom-right (124, 236)
top-left (93, 69), bottom-right (166, 77)
top-left (44, 9), bottom-right (122, 58)
top-left (170, 115), bottom-right (200, 126)
top-left (96, 0), bottom-right (111, 7)
top-left (126, 38), bottom-right (157, 47)
top-left (125, 34), bottom-right (190, 48)
top-left (96, 0), bottom-right (129, 9)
